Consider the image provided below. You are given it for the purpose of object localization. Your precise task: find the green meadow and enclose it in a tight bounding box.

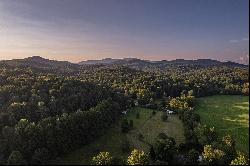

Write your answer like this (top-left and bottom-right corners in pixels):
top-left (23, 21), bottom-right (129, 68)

top-left (196, 95), bottom-right (249, 155)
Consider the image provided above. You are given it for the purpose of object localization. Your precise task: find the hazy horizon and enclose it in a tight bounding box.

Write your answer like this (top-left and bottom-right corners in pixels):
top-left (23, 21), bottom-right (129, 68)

top-left (0, 0), bottom-right (249, 64)
top-left (1, 55), bottom-right (249, 65)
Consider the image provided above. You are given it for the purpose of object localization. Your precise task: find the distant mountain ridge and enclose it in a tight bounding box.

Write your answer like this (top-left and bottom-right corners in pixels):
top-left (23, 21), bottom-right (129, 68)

top-left (0, 56), bottom-right (248, 71)
top-left (78, 58), bottom-right (149, 65)
top-left (0, 56), bottom-right (79, 71)
top-left (79, 57), bottom-right (247, 67)
top-left (79, 58), bottom-right (119, 65)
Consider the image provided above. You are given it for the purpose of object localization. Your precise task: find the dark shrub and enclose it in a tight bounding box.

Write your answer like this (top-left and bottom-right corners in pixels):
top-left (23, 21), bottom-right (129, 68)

top-left (129, 120), bottom-right (133, 128)
top-left (149, 146), bottom-right (156, 161)
top-left (138, 133), bottom-right (144, 141)
top-left (158, 133), bottom-right (168, 140)
top-left (136, 112), bottom-right (140, 119)
top-left (161, 113), bottom-right (168, 121)
top-left (121, 139), bottom-right (130, 153)
top-left (152, 110), bottom-right (156, 115)
top-left (121, 119), bottom-right (129, 133)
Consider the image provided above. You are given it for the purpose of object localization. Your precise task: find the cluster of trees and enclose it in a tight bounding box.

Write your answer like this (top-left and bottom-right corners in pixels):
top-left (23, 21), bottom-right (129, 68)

top-left (242, 82), bottom-right (249, 95)
top-left (91, 133), bottom-right (249, 165)
top-left (78, 65), bottom-right (248, 105)
top-left (230, 152), bottom-right (249, 165)
top-left (0, 68), bottom-right (129, 124)
top-left (92, 149), bottom-right (149, 165)
top-left (1, 99), bottom-right (125, 164)
top-left (3, 64), bottom-right (247, 109)
top-left (168, 90), bottom-right (195, 111)
top-left (199, 133), bottom-right (249, 165)
top-left (0, 66), bottom-right (131, 164)
top-left (151, 133), bottom-right (177, 164)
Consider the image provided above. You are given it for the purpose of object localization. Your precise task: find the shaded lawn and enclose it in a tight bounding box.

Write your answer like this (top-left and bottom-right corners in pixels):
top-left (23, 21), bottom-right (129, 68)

top-left (60, 125), bottom-right (128, 165)
top-left (196, 95), bottom-right (249, 155)
top-left (126, 108), bottom-right (185, 153)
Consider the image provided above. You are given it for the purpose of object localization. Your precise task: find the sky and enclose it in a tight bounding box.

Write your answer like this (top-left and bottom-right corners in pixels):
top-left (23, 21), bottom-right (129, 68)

top-left (0, 0), bottom-right (249, 64)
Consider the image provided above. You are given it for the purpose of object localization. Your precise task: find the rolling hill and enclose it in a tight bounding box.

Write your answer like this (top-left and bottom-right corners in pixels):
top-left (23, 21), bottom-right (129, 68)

top-left (79, 58), bottom-right (247, 68)
top-left (0, 56), bottom-right (79, 72)
top-left (0, 56), bottom-right (248, 72)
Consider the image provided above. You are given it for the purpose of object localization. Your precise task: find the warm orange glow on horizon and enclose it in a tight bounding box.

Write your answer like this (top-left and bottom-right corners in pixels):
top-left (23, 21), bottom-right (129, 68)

top-left (0, 50), bottom-right (225, 63)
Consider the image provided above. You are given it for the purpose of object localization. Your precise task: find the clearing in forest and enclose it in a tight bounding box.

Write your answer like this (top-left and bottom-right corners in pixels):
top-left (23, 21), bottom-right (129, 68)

top-left (60, 107), bottom-right (185, 165)
top-left (196, 95), bottom-right (249, 155)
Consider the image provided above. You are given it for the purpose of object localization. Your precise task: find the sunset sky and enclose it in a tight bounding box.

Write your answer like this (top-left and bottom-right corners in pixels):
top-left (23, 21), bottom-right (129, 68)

top-left (0, 0), bottom-right (249, 64)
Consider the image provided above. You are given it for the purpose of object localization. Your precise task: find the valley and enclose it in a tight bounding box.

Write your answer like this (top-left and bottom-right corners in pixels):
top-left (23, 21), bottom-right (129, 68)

top-left (0, 56), bottom-right (248, 165)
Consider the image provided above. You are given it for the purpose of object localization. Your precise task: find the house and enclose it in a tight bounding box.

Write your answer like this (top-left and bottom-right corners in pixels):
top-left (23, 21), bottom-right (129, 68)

top-left (134, 100), bottom-right (139, 106)
top-left (122, 111), bottom-right (127, 115)
top-left (165, 109), bottom-right (176, 114)
top-left (198, 155), bottom-right (203, 162)
top-left (166, 110), bottom-right (174, 114)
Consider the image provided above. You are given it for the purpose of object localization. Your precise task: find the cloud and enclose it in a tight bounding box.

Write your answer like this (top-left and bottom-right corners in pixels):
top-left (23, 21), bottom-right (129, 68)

top-left (229, 40), bottom-right (239, 43)
top-left (242, 37), bottom-right (249, 41)
top-left (229, 37), bottom-right (249, 44)
top-left (238, 54), bottom-right (249, 65)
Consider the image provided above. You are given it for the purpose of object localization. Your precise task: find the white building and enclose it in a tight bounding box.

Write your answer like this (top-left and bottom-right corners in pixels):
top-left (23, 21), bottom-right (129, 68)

top-left (134, 100), bottom-right (139, 106)
top-left (166, 110), bottom-right (174, 114)
top-left (198, 155), bottom-right (203, 162)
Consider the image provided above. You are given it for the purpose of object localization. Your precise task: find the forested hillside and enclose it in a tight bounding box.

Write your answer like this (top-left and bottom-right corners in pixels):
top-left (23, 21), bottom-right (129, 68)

top-left (0, 57), bottom-right (248, 165)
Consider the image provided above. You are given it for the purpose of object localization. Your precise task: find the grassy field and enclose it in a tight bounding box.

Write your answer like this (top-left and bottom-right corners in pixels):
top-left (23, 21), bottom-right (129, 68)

top-left (196, 95), bottom-right (249, 155)
top-left (60, 107), bottom-right (184, 164)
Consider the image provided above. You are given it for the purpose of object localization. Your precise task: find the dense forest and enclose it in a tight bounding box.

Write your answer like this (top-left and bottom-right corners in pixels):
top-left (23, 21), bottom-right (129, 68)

top-left (0, 57), bottom-right (249, 165)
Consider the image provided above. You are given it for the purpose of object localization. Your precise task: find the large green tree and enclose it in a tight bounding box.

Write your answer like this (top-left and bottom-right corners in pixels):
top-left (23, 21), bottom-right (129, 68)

top-left (7, 151), bottom-right (26, 165)
top-left (92, 152), bottom-right (112, 165)
top-left (127, 149), bottom-right (149, 165)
